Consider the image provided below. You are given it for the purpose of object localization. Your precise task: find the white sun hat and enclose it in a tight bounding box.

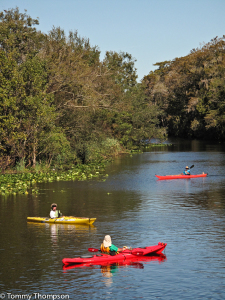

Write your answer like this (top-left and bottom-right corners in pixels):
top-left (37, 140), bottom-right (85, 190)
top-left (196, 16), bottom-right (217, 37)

top-left (103, 235), bottom-right (112, 247)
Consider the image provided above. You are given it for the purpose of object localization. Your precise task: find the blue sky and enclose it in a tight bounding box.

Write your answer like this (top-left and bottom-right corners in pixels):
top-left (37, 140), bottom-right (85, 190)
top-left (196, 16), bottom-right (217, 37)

top-left (1, 0), bottom-right (225, 81)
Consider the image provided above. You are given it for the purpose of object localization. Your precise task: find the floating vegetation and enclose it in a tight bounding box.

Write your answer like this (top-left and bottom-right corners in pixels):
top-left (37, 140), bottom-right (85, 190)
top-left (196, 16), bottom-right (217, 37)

top-left (130, 143), bottom-right (172, 153)
top-left (0, 163), bottom-right (106, 196)
top-left (144, 143), bottom-right (172, 149)
top-left (130, 149), bottom-right (143, 154)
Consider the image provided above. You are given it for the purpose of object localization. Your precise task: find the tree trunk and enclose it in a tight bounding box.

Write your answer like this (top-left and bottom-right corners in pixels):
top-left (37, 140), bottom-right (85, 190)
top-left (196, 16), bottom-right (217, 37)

top-left (33, 143), bottom-right (36, 167)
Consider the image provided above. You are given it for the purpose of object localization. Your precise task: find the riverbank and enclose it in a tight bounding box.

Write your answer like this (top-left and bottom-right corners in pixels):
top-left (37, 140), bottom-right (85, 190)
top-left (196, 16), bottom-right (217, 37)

top-left (0, 163), bottom-right (108, 196)
top-left (0, 143), bottom-right (170, 196)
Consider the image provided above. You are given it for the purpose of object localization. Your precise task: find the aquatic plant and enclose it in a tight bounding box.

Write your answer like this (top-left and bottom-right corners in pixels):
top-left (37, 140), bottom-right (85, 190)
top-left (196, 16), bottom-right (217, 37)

top-left (0, 163), bottom-right (107, 196)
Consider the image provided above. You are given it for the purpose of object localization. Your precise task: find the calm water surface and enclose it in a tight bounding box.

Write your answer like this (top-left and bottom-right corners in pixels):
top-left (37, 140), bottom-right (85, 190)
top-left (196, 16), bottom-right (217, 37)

top-left (1, 139), bottom-right (225, 299)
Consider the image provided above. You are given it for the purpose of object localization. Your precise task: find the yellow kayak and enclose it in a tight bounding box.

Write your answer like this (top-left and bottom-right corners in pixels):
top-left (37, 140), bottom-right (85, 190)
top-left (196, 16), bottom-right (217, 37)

top-left (27, 216), bottom-right (96, 225)
top-left (27, 222), bottom-right (96, 231)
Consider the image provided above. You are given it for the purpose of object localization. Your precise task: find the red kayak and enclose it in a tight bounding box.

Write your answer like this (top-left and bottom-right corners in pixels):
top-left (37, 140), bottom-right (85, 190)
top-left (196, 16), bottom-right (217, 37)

top-left (155, 174), bottom-right (207, 180)
top-left (62, 242), bottom-right (167, 266)
top-left (63, 253), bottom-right (167, 270)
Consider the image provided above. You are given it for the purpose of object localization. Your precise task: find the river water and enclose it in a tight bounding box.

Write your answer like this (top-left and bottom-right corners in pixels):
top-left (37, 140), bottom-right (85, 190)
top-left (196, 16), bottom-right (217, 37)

top-left (1, 139), bottom-right (225, 300)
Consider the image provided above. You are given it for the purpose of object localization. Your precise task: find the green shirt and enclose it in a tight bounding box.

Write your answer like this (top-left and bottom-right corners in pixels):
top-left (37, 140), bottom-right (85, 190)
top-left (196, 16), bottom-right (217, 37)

top-left (110, 244), bottom-right (118, 252)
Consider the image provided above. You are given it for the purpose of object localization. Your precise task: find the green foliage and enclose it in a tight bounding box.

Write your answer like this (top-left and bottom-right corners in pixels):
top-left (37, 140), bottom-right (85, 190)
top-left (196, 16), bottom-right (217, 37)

top-left (15, 158), bottom-right (26, 173)
top-left (84, 138), bottom-right (123, 163)
top-left (0, 7), bottom-right (165, 172)
top-left (143, 36), bottom-right (225, 140)
top-left (0, 163), bottom-right (107, 196)
top-left (103, 51), bottom-right (138, 91)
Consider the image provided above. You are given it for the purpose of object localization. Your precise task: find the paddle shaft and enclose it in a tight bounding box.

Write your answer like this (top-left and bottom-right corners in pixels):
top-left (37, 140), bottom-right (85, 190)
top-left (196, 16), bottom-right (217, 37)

top-left (88, 247), bottom-right (143, 256)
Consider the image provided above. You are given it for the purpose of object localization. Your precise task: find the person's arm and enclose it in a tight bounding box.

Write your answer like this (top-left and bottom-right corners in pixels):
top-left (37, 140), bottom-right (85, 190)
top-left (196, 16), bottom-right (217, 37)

top-left (117, 248), bottom-right (126, 252)
top-left (184, 170), bottom-right (190, 175)
top-left (110, 244), bottom-right (126, 252)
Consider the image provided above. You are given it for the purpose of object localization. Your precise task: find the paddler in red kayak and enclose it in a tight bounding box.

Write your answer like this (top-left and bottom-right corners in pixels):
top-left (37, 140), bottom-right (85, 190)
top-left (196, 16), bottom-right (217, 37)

top-left (100, 235), bottom-right (127, 255)
top-left (182, 166), bottom-right (191, 175)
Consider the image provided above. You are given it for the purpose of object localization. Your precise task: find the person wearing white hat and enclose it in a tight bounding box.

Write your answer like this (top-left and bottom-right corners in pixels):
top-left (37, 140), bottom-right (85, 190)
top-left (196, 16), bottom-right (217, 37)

top-left (100, 235), bottom-right (126, 255)
top-left (50, 203), bottom-right (63, 218)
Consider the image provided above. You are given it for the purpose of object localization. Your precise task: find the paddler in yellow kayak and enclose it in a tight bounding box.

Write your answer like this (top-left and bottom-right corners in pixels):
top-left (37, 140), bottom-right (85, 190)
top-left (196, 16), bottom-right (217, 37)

top-left (50, 203), bottom-right (63, 218)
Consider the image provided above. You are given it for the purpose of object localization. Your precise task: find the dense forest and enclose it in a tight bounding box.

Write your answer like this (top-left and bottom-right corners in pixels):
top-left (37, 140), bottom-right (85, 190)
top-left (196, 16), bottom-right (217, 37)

top-left (143, 36), bottom-right (225, 139)
top-left (1, 8), bottom-right (225, 172)
top-left (0, 8), bottom-right (164, 171)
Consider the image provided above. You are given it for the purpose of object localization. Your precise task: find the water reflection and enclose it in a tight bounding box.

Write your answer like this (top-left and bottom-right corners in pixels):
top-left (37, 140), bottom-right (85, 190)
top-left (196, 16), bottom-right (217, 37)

top-left (27, 222), bottom-right (96, 254)
top-left (1, 138), bottom-right (225, 299)
top-left (101, 265), bottom-right (118, 287)
top-left (50, 224), bottom-right (58, 245)
top-left (27, 222), bottom-right (96, 232)
top-left (62, 254), bottom-right (166, 287)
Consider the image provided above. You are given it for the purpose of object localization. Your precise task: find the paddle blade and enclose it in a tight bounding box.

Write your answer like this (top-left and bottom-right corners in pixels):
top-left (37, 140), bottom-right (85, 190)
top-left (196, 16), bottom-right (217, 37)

top-left (88, 248), bottom-right (99, 252)
top-left (190, 165), bottom-right (194, 169)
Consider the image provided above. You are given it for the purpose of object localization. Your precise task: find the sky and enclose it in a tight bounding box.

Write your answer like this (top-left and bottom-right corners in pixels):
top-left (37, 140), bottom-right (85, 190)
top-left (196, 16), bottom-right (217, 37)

top-left (1, 0), bottom-right (225, 81)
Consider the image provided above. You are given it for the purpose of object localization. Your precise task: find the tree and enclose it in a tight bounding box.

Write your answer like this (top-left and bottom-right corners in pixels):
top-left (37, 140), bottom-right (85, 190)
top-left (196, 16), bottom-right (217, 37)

top-left (0, 8), bottom-right (63, 168)
top-left (0, 7), bottom-right (169, 171)
top-left (143, 35), bottom-right (225, 140)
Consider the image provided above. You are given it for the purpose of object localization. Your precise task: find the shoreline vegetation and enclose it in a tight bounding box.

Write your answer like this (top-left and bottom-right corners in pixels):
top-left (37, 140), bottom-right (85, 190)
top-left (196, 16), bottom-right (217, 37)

top-left (1, 8), bottom-right (225, 195)
top-left (0, 162), bottom-right (107, 196)
top-left (0, 143), bottom-right (170, 196)
top-left (0, 8), bottom-right (166, 176)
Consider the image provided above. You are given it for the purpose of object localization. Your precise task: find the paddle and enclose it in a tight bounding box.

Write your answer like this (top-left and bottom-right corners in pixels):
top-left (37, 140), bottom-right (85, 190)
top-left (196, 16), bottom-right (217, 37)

top-left (167, 165), bottom-right (195, 176)
top-left (88, 248), bottom-right (144, 256)
top-left (185, 165), bottom-right (194, 175)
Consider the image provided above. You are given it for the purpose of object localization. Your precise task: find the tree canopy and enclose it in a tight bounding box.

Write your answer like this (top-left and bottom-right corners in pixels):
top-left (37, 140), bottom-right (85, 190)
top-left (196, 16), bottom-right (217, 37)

top-left (3, 8), bottom-right (224, 172)
top-left (143, 36), bottom-right (225, 140)
top-left (0, 8), bottom-right (164, 171)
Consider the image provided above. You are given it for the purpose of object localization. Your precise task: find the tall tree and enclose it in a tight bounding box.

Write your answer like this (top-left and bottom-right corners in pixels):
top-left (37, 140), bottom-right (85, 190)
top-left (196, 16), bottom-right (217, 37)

top-left (0, 8), bottom-right (61, 168)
